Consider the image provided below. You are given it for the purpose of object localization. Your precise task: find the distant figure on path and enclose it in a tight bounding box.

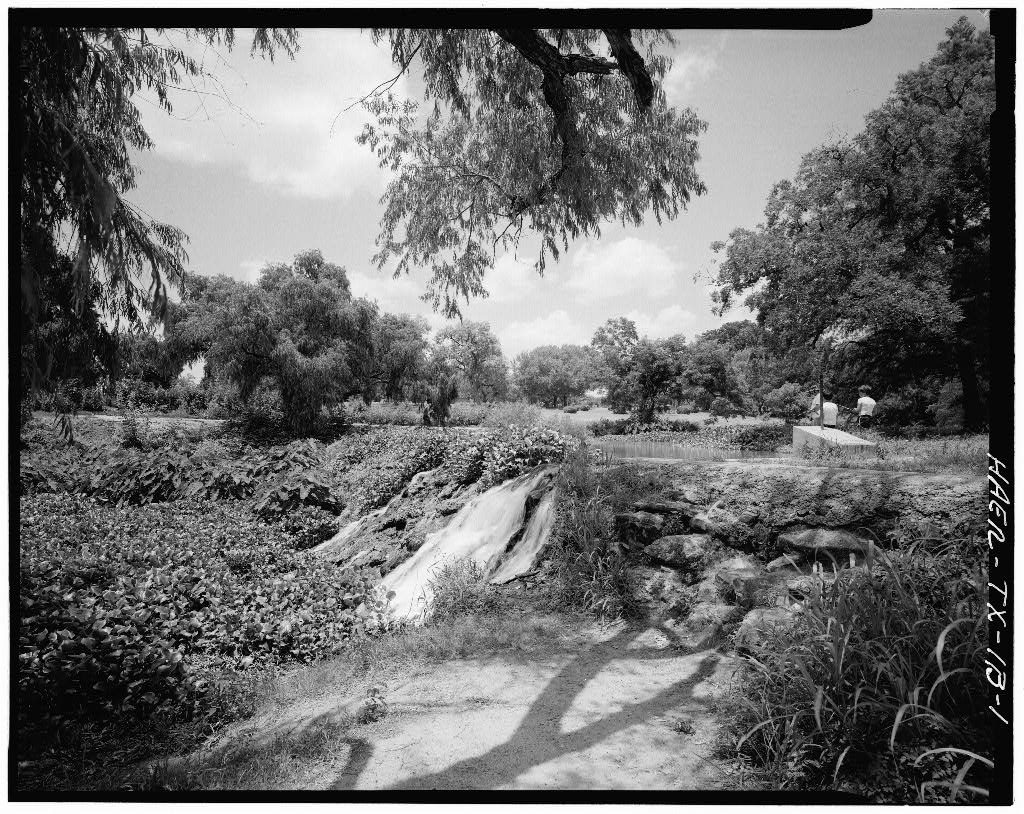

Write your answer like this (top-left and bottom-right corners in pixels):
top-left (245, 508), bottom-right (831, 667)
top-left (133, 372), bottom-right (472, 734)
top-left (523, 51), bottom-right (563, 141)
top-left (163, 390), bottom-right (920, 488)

top-left (856, 385), bottom-right (876, 429)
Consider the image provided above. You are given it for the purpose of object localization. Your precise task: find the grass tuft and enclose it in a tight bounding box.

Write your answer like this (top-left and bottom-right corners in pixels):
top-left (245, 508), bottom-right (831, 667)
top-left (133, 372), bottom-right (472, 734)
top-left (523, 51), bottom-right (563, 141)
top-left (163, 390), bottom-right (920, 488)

top-left (730, 536), bottom-right (990, 802)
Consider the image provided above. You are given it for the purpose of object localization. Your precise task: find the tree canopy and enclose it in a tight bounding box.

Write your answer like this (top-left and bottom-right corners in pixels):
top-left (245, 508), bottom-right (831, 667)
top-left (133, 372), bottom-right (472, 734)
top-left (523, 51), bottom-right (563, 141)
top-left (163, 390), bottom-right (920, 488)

top-left (359, 28), bottom-right (707, 316)
top-left (433, 320), bottom-right (509, 402)
top-left (710, 18), bottom-right (992, 428)
top-left (187, 251), bottom-right (378, 434)
top-left (513, 344), bottom-right (601, 407)
top-left (19, 26), bottom-right (298, 394)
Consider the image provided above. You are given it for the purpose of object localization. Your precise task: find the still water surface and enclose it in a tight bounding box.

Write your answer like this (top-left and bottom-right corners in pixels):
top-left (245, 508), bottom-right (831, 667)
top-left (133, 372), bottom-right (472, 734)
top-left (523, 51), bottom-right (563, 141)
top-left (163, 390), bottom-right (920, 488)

top-left (593, 439), bottom-right (784, 462)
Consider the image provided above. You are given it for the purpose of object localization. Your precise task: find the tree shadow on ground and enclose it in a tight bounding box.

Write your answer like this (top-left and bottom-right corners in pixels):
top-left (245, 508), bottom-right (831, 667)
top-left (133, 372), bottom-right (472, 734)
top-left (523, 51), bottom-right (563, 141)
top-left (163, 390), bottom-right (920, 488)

top-left (330, 623), bottom-right (727, 790)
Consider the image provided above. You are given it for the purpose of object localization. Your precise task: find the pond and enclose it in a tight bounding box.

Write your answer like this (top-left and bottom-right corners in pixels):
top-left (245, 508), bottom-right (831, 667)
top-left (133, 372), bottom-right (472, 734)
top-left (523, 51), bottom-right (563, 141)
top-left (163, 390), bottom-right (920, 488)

top-left (592, 438), bottom-right (786, 462)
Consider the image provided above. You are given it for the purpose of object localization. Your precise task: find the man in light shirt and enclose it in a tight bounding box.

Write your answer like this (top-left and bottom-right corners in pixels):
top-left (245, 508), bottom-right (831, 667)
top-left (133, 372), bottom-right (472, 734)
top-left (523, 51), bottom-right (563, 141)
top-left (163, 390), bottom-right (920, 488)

top-left (808, 391), bottom-right (839, 428)
top-left (856, 385), bottom-right (877, 429)
top-left (820, 394), bottom-right (839, 428)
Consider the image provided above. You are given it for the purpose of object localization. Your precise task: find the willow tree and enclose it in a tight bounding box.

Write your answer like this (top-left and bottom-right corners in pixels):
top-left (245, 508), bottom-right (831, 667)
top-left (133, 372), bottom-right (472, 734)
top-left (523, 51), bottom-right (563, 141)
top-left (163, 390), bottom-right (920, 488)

top-left (359, 28), bottom-right (707, 316)
top-left (19, 26), bottom-right (298, 394)
top-left (198, 251), bottom-right (379, 435)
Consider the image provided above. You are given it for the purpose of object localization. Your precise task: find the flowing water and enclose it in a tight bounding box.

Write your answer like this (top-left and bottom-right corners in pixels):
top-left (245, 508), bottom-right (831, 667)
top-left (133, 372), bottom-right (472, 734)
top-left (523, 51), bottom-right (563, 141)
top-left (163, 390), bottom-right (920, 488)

top-left (383, 467), bottom-right (557, 621)
top-left (488, 487), bottom-right (558, 586)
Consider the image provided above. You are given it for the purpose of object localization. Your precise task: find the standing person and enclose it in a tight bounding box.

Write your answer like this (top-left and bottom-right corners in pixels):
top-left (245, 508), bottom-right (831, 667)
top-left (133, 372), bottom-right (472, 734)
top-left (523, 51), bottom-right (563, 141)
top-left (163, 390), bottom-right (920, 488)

top-left (808, 390), bottom-right (822, 423)
top-left (855, 385), bottom-right (876, 429)
top-left (821, 393), bottom-right (839, 429)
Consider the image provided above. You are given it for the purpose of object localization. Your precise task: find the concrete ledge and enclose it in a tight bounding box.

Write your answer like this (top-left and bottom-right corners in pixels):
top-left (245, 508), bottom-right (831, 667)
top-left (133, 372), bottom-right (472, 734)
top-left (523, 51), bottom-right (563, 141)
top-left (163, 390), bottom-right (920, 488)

top-left (793, 425), bottom-right (877, 455)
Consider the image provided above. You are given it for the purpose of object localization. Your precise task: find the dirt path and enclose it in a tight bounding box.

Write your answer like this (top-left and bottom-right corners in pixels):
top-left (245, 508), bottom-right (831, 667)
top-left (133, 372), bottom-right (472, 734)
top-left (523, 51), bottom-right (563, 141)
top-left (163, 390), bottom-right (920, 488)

top-left (200, 621), bottom-right (744, 791)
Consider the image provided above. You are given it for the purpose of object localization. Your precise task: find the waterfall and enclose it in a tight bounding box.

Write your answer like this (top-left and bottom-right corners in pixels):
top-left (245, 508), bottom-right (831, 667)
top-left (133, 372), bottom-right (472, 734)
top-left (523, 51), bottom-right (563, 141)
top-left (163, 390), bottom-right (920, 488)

top-left (382, 466), bottom-right (557, 621)
top-left (488, 488), bottom-right (557, 586)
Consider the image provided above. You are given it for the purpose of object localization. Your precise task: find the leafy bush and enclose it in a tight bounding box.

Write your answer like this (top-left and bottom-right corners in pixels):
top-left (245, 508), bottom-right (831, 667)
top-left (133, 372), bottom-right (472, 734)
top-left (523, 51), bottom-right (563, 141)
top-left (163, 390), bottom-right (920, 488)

top-left (119, 405), bottom-right (152, 449)
top-left (19, 496), bottom-right (392, 734)
top-left (764, 382), bottom-right (808, 420)
top-left (478, 425), bottom-right (581, 488)
top-left (446, 401), bottom-right (489, 426)
top-left (249, 441), bottom-right (340, 518)
top-left (590, 417), bottom-right (701, 436)
top-left (546, 447), bottom-right (639, 618)
top-left (278, 505), bottom-right (340, 550)
top-left (352, 400), bottom-right (422, 426)
top-left (709, 396), bottom-right (740, 417)
top-left (732, 540), bottom-right (989, 802)
top-left (171, 380), bottom-right (210, 416)
top-left (426, 558), bottom-right (503, 621)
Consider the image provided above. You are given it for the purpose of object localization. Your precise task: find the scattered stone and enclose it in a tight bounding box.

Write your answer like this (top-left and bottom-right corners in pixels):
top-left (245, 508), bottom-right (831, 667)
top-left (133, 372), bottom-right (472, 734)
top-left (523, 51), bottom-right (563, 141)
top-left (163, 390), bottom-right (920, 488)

top-left (614, 511), bottom-right (666, 547)
top-left (632, 499), bottom-right (697, 517)
top-left (778, 527), bottom-right (870, 557)
top-left (685, 602), bottom-right (745, 637)
top-left (737, 510), bottom-right (760, 526)
top-left (713, 557), bottom-right (769, 609)
top-left (643, 534), bottom-right (718, 571)
top-left (766, 552), bottom-right (806, 572)
top-left (437, 499), bottom-right (462, 516)
top-left (733, 606), bottom-right (798, 651)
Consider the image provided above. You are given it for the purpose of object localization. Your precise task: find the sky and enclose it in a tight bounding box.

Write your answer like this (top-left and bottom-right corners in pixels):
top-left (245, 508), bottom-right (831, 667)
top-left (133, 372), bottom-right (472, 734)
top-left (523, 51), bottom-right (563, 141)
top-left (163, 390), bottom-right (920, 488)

top-left (128, 11), bottom-right (983, 362)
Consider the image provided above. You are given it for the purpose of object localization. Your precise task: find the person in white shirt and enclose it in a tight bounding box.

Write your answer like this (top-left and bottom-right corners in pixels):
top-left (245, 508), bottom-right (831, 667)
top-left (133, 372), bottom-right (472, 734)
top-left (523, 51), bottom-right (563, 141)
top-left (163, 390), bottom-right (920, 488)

top-left (821, 394), bottom-right (839, 428)
top-left (856, 385), bottom-right (877, 429)
top-left (808, 391), bottom-right (839, 428)
top-left (808, 391), bottom-right (822, 421)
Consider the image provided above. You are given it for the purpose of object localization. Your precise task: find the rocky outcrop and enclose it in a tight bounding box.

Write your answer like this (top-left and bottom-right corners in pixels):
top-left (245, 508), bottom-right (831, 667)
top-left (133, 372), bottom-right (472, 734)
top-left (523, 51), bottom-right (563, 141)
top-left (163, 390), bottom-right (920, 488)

top-left (643, 534), bottom-right (719, 572)
top-left (614, 511), bottom-right (666, 548)
top-left (777, 527), bottom-right (870, 559)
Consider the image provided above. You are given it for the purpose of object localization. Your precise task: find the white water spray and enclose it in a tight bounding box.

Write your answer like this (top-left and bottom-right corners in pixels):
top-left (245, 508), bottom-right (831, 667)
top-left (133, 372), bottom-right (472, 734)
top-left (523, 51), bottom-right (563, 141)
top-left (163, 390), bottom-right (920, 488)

top-left (383, 467), bottom-right (557, 621)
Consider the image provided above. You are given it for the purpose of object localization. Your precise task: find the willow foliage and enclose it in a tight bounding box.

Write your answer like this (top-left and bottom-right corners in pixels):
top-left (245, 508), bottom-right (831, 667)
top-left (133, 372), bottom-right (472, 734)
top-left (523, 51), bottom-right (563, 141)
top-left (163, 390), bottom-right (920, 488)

top-left (359, 28), bottom-right (708, 316)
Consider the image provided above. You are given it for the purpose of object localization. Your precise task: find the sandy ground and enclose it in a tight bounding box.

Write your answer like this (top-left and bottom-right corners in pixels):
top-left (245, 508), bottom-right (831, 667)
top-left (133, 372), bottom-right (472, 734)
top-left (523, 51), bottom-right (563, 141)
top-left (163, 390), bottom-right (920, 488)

top-left (201, 621), bottom-right (745, 791)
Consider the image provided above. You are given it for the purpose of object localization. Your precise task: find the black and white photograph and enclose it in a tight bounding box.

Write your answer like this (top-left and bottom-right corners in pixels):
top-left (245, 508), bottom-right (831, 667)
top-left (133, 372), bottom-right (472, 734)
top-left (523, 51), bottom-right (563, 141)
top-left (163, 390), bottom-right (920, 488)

top-left (10, 5), bottom-right (1014, 803)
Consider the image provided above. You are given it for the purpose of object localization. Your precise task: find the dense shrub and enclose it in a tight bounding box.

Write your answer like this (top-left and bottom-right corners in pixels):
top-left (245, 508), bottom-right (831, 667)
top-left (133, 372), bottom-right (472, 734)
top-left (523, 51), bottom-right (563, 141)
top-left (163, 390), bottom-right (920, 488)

top-left (732, 540), bottom-right (989, 802)
top-left (446, 401), bottom-right (489, 426)
top-left (590, 417), bottom-right (701, 436)
top-left (480, 401), bottom-right (543, 428)
top-left (426, 558), bottom-right (503, 621)
top-left (277, 505), bottom-right (340, 550)
top-left (353, 400), bottom-right (422, 426)
top-left (172, 380), bottom-right (210, 416)
top-left (478, 425), bottom-right (581, 488)
top-left (19, 496), bottom-right (392, 733)
top-left (21, 433), bottom-right (342, 517)
top-left (764, 382), bottom-right (808, 420)
top-left (546, 447), bottom-right (639, 618)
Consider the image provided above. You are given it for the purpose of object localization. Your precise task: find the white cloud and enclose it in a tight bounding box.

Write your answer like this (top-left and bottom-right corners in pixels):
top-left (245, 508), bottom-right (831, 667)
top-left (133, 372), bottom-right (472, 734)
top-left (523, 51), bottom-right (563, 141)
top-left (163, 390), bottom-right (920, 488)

top-left (565, 237), bottom-right (681, 301)
top-left (137, 29), bottom-right (404, 200)
top-left (348, 269), bottom-right (422, 305)
top-left (498, 309), bottom-right (591, 358)
top-left (663, 34), bottom-right (727, 104)
top-left (626, 304), bottom-right (697, 340)
top-left (485, 252), bottom-right (541, 303)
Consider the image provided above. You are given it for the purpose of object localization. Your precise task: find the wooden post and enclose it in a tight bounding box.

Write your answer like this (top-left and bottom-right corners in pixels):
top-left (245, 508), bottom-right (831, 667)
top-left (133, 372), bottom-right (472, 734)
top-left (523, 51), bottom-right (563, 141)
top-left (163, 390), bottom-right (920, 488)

top-left (818, 369), bottom-right (825, 431)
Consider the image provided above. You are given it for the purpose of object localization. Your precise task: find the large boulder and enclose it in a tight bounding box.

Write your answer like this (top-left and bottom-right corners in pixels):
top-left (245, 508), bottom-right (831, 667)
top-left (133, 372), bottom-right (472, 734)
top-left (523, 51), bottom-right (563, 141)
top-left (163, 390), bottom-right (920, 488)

top-left (778, 527), bottom-right (870, 558)
top-left (643, 534), bottom-right (718, 571)
top-left (614, 511), bottom-right (666, 547)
